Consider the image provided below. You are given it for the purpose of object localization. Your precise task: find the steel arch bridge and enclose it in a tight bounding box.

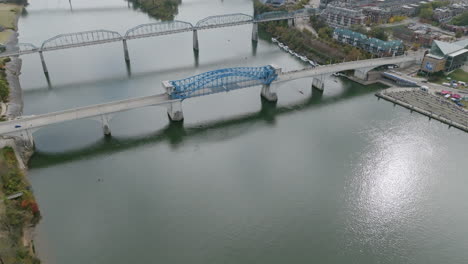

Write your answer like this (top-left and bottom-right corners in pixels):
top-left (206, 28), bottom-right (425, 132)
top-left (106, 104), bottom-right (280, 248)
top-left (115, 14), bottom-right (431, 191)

top-left (41, 30), bottom-right (123, 51)
top-left (169, 66), bottom-right (278, 99)
top-left (196, 13), bottom-right (254, 29)
top-left (0, 43), bottom-right (39, 57)
top-left (255, 8), bottom-right (316, 22)
top-left (125, 20), bottom-right (194, 39)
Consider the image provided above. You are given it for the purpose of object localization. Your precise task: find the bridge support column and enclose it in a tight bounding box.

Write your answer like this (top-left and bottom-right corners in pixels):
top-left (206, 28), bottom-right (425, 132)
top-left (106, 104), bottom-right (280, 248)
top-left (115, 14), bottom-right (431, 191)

top-left (288, 18), bottom-right (294, 27)
top-left (354, 68), bottom-right (369, 81)
top-left (167, 100), bottom-right (184, 122)
top-left (312, 75), bottom-right (325, 91)
top-left (39, 51), bottom-right (48, 74)
top-left (261, 84), bottom-right (278, 102)
top-left (193, 29), bottom-right (199, 51)
top-left (101, 115), bottom-right (111, 136)
top-left (122, 39), bottom-right (130, 62)
top-left (252, 23), bottom-right (258, 42)
top-left (13, 129), bottom-right (35, 148)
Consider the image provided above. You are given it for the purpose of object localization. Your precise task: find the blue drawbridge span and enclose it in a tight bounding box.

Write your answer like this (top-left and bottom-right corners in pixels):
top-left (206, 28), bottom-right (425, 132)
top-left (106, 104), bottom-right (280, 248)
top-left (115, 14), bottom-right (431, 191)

top-left (167, 66), bottom-right (279, 99)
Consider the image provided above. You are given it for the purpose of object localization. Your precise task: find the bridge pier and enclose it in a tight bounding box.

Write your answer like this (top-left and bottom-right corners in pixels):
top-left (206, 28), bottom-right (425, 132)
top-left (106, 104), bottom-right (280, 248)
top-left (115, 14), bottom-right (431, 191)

top-left (261, 84), bottom-right (278, 102)
top-left (312, 75), bottom-right (325, 91)
top-left (252, 23), bottom-right (258, 42)
top-left (39, 51), bottom-right (48, 74)
top-left (122, 39), bottom-right (130, 62)
top-left (100, 115), bottom-right (112, 136)
top-left (193, 29), bottom-right (199, 51)
top-left (288, 18), bottom-right (295, 27)
top-left (167, 100), bottom-right (184, 122)
top-left (354, 68), bottom-right (369, 81)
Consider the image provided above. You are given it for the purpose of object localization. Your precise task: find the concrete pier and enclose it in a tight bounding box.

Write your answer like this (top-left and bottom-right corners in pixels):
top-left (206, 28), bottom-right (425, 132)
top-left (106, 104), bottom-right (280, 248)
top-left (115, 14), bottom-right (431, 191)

top-left (193, 29), bottom-right (199, 51)
top-left (167, 101), bottom-right (184, 122)
top-left (39, 51), bottom-right (48, 74)
top-left (252, 23), bottom-right (258, 42)
top-left (288, 18), bottom-right (294, 27)
top-left (122, 39), bottom-right (130, 62)
top-left (376, 89), bottom-right (468, 132)
top-left (261, 84), bottom-right (278, 102)
top-left (354, 68), bottom-right (369, 81)
top-left (311, 75), bottom-right (325, 91)
top-left (101, 115), bottom-right (111, 136)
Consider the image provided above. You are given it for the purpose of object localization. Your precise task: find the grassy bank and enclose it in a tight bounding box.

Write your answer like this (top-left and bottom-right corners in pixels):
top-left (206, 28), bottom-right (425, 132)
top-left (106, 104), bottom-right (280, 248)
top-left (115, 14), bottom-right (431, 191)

top-left (0, 147), bottom-right (41, 264)
top-left (0, 3), bottom-right (22, 44)
top-left (127, 0), bottom-right (181, 21)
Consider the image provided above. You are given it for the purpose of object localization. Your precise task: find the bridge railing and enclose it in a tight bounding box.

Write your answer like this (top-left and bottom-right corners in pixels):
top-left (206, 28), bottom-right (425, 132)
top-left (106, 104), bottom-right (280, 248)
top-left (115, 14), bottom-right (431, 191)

top-left (196, 13), bottom-right (254, 29)
top-left (125, 20), bottom-right (194, 40)
top-left (41, 30), bottom-right (123, 51)
top-left (255, 8), bottom-right (316, 22)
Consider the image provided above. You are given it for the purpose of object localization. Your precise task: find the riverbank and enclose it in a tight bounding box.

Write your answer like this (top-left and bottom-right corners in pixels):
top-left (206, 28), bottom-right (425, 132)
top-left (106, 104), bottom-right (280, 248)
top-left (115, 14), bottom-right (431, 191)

top-left (254, 1), bottom-right (370, 64)
top-left (0, 146), bottom-right (41, 264)
top-left (376, 88), bottom-right (468, 132)
top-left (0, 2), bottom-right (41, 264)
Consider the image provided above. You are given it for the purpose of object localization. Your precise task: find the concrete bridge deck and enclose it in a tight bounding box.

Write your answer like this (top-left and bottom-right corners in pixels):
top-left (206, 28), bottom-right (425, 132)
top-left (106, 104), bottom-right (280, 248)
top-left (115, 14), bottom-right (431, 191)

top-left (0, 55), bottom-right (420, 144)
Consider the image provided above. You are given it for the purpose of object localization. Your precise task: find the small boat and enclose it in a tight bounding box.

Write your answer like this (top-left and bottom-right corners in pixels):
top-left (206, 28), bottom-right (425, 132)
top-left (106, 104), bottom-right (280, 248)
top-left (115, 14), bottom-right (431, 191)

top-left (294, 53), bottom-right (300, 57)
top-left (271, 38), bottom-right (278, 43)
top-left (278, 43), bottom-right (285, 48)
top-left (309, 60), bottom-right (316, 66)
top-left (288, 50), bottom-right (294, 55)
top-left (283, 46), bottom-right (290, 52)
top-left (300, 56), bottom-right (308, 62)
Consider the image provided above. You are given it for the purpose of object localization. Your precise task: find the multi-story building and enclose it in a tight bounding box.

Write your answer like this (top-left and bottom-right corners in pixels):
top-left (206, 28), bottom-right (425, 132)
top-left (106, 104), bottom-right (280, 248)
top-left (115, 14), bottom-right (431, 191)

top-left (420, 39), bottom-right (468, 73)
top-left (333, 28), bottom-right (405, 56)
top-left (320, 2), bottom-right (366, 28)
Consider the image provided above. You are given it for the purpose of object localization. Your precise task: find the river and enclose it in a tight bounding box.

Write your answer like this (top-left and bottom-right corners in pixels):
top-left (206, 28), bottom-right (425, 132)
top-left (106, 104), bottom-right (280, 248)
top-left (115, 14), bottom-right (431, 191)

top-left (17, 0), bottom-right (468, 263)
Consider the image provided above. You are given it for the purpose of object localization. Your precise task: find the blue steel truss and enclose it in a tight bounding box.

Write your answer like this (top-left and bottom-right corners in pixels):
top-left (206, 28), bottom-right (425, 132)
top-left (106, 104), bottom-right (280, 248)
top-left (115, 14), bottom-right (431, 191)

top-left (170, 66), bottom-right (278, 99)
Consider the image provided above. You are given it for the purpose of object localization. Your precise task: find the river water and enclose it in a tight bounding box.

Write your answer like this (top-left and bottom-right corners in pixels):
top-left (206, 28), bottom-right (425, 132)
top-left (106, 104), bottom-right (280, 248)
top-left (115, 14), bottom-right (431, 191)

top-left (17, 0), bottom-right (468, 263)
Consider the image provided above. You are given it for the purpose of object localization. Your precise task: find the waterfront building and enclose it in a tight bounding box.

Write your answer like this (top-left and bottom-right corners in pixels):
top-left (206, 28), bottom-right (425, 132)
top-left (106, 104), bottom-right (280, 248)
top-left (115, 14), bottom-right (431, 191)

top-left (420, 39), bottom-right (468, 73)
top-left (333, 28), bottom-right (404, 56)
top-left (320, 2), bottom-right (366, 28)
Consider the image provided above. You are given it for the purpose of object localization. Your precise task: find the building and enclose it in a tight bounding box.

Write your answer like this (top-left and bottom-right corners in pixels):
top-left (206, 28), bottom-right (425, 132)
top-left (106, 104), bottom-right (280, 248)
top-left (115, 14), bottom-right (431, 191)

top-left (333, 28), bottom-right (405, 56)
top-left (362, 6), bottom-right (391, 24)
top-left (420, 39), bottom-right (468, 73)
top-left (320, 2), bottom-right (366, 28)
top-left (259, 0), bottom-right (286, 7)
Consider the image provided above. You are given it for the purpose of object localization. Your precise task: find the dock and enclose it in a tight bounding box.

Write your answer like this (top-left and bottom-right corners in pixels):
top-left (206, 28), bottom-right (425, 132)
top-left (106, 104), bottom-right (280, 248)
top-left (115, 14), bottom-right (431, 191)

top-left (376, 88), bottom-right (468, 132)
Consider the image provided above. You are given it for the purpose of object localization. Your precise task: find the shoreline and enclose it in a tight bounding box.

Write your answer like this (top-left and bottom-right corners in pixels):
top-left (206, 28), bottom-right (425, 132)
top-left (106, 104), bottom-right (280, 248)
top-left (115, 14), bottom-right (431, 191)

top-left (0, 2), bottom-right (41, 264)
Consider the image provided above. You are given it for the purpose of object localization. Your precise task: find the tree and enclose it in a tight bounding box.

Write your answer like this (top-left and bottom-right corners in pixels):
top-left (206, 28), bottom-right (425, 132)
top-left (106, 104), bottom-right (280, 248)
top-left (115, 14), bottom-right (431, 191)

top-left (451, 11), bottom-right (468, 26)
top-left (419, 7), bottom-right (434, 20)
top-left (346, 48), bottom-right (361, 61)
top-left (455, 31), bottom-right (463, 38)
top-left (318, 27), bottom-right (332, 40)
top-left (369, 27), bottom-right (388, 41)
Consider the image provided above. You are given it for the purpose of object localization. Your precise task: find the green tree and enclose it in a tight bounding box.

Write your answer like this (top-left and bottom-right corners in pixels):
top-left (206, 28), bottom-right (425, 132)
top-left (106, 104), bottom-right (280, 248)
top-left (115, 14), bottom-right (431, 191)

top-left (318, 27), bottom-right (332, 40)
top-left (369, 27), bottom-right (388, 41)
top-left (455, 31), bottom-right (463, 38)
top-left (451, 11), bottom-right (468, 26)
top-left (419, 7), bottom-right (434, 20)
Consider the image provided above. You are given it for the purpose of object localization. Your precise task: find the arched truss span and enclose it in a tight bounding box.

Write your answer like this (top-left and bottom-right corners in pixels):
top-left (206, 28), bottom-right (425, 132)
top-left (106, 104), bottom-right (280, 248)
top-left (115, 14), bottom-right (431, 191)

top-left (41, 30), bottom-right (123, 51)
top-left (196, 13), bottom-right (253, 29)
top-left (125, 21), bottom-right (194, 39)
top-left (169, 66), bottom-right (278, 99)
